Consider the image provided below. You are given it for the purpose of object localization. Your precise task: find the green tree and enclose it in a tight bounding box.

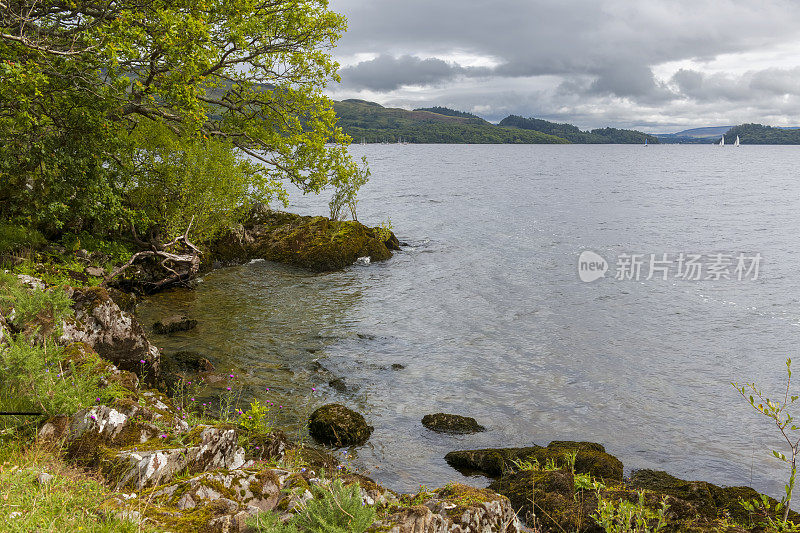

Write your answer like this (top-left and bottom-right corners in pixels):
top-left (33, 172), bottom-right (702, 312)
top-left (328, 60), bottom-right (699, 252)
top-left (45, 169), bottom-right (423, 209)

top-left (0, 0), bottom-right (363, 238)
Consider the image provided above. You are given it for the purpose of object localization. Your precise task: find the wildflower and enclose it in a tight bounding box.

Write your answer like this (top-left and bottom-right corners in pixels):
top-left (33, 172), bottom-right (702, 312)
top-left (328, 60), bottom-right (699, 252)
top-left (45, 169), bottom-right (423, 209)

top-left (229, 374), bottom-right (234, 378)
top-left (190, 398), bottom-right (195, 402)
top-left (300, 468), bottom-right (307, 473)
top-left (160, 434), bottom-right (167, 439)
top-left (140, 360), bottom-right (145, 364)
top-left (248, 415), bottom-right (252, 419)
top-left (226, 387), bottom-right (231, 391)
top-left (311, 387), bottom-right (316, 392)
top-left (90, 415), bottom-right (97, 420)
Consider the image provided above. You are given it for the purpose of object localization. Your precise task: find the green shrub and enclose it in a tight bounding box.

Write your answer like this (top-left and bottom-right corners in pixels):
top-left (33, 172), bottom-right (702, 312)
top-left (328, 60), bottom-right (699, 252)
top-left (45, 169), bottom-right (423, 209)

top-left (294, 480), bottom-right (375, 533)
top-left (0, 272), bottom-right (73, 336)
top-left (0, 273), bottom-right (117, 426)
top-left (0, 223), bottom-right (46, 255)
top-left (593, 490), bottom-right (668, 533)
top-left (734, 358), bottom-right (800, 526)
top-left (247, 511), bottom-right (300, 533)
top-left (249, 480), bottom-right (375, 533)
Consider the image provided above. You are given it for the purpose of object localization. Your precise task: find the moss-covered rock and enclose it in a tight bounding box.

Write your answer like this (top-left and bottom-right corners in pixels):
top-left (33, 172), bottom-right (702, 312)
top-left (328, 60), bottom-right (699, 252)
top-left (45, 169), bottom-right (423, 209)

top-left (445, 446), bottom-right (542, 477)
top-left (421, 413), bottom-right (486, 434)
top-left (630, 469), bottom-right (800, 525)
top-left (309, 403), bottom-right (373, 446)
top-left (209, 209), bottom-right (399, 272)
top-left (445, 441), bottom-right (622, 481)
top-left (489, 468), bottom-right (601, 532)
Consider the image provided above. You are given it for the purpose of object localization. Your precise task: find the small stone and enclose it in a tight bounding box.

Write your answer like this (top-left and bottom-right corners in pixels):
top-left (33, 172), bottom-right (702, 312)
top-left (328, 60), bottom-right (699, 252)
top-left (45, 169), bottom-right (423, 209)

top-left (36, 472), bottom-right (54, 485)
top-left (422, 413), bottom-right (486, 434)
top-left (85, 266), bottom-right (106, 278)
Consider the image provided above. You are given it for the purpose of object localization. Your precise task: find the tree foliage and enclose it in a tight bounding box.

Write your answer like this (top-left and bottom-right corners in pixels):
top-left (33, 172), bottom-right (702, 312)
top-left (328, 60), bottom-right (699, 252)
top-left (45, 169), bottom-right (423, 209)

top-left (0, 0), bottom-right (364, 239)
top-left (724, 124), bottom-right (800, 145)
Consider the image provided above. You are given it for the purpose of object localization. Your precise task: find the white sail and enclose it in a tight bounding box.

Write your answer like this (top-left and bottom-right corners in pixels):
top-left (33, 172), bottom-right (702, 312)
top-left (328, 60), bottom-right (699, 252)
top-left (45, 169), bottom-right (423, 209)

top-left (734, 135), bottom-right (740, 147)
top-left (719, 136), bottom-right (725, 146)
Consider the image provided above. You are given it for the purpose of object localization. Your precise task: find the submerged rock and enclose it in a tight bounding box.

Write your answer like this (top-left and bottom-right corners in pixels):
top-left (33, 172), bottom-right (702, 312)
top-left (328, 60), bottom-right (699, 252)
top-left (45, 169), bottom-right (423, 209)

top-left (422, 413), bottom-right (486, 434)
top-left (152, 315), bottom-right (197, 335)
top-left (59, 286), bottom-right (160, 378)
top-left (308, 403), bottom-right (373, 446)
top-left (209, 209), bottom-right (400, 272)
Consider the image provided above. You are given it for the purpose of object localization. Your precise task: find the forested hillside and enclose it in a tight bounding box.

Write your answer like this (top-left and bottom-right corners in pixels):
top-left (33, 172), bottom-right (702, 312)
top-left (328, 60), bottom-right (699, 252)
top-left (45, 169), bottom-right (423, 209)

top-left (333, 100), bottom-right (568, 144)
top-left (499, 115), bottom-right (660, 144)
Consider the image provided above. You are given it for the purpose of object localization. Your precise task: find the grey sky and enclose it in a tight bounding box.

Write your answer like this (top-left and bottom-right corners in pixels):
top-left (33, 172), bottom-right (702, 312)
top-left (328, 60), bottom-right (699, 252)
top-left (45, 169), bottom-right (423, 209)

top-left (325, 0), bottom-right (800, 132)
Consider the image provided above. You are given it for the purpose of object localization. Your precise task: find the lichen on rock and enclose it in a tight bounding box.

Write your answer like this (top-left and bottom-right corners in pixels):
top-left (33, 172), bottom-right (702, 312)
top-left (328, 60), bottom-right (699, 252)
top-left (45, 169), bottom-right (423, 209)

top-left (59, 286), bottom-right (160, 378)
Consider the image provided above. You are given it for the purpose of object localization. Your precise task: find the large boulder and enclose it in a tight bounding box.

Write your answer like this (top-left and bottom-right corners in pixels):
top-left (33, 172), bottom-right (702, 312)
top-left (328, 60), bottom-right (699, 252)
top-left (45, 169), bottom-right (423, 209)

top-left (59, 286), bottom-right (160, 378)
top-left (630, 469), bottom-right (800, 525)
top-left (422, 413), bottom-right (486, 434)
top-left (489, 468), bottom-right (600, 532)
top-left (209, 209), bottom-right (400, 272)
top-left (309, 403), bottom-right (373, 446)
top-left (445, 441), bottom-right (623, 481)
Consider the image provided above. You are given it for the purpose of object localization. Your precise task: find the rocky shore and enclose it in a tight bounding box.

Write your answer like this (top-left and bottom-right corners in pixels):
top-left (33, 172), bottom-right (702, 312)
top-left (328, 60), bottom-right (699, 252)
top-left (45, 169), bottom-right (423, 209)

top-left (2, 215), bottom-right (797, 532)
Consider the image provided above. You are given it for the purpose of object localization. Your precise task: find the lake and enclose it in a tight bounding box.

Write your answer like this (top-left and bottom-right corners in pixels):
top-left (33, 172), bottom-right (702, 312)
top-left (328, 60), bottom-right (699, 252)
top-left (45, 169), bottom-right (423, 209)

top-left (138, 144), bottom-right (800, 497)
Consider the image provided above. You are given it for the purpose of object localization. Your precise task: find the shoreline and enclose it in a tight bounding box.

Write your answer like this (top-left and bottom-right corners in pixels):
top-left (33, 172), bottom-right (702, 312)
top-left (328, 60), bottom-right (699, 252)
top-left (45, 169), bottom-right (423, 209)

top-left (1, 216), bottom-right (798, 532)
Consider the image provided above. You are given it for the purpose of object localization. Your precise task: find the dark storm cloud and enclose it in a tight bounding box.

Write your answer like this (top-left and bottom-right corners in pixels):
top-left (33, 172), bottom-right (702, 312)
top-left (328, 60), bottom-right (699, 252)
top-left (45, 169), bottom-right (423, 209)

top-left (338, 54), bottom-right (491, 91)
top-left (327, 0), bottom-right (800, 129)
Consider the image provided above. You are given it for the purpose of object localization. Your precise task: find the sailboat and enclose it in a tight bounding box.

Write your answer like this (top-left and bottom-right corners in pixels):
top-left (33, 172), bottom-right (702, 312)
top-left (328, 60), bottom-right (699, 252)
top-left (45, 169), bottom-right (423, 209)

top-left (719, 135), bottom-right (725, 146)
top-left (644, 138), bottom-right (648, 147)
top-left (734, 135), bottom-right (740, 147)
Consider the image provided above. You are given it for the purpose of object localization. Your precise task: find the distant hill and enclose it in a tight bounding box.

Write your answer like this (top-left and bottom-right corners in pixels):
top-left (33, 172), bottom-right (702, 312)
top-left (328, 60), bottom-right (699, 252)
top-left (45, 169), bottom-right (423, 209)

top-left (333, 100), bottom-right (568, 144)
top-left (413, 106), bottom-right (485, 121)
top-left (723, 123), bottom-right (800, 145)
top-left (656, 124), bottom-right (800, 144)
top-left (655, 126), bottom-right (733, 144)
top-left (498, 115), bottom-right (659, 144)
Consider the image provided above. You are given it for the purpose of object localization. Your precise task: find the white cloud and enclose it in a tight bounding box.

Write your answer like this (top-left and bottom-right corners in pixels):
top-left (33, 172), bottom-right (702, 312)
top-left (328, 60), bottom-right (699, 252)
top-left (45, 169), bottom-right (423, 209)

top-left (326, 0), bottom-right (800, 130)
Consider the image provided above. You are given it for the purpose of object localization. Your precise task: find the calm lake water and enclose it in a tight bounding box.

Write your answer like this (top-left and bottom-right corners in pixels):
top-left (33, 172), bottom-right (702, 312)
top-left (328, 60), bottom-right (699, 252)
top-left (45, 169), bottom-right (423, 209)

top-left (138, 144), bottom-right (800, 497)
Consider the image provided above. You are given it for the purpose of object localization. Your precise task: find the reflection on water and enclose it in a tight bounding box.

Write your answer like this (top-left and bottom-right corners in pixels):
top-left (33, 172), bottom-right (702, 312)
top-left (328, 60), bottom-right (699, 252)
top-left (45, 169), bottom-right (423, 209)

top-left (140, 144), bottom-right (800, 498)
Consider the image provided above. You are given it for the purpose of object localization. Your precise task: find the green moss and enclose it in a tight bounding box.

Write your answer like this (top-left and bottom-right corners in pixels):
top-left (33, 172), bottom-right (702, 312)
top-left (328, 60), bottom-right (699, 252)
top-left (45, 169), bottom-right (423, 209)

top-left (445, 441), bottom-right (623, 481)
top-left (209, 210), bottom-right (396, 272)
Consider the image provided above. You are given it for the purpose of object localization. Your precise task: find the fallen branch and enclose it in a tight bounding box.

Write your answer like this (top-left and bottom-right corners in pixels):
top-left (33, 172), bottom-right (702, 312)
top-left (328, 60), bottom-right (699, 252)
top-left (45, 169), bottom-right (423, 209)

top-left (106, 219), bottom-right (202, 292)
